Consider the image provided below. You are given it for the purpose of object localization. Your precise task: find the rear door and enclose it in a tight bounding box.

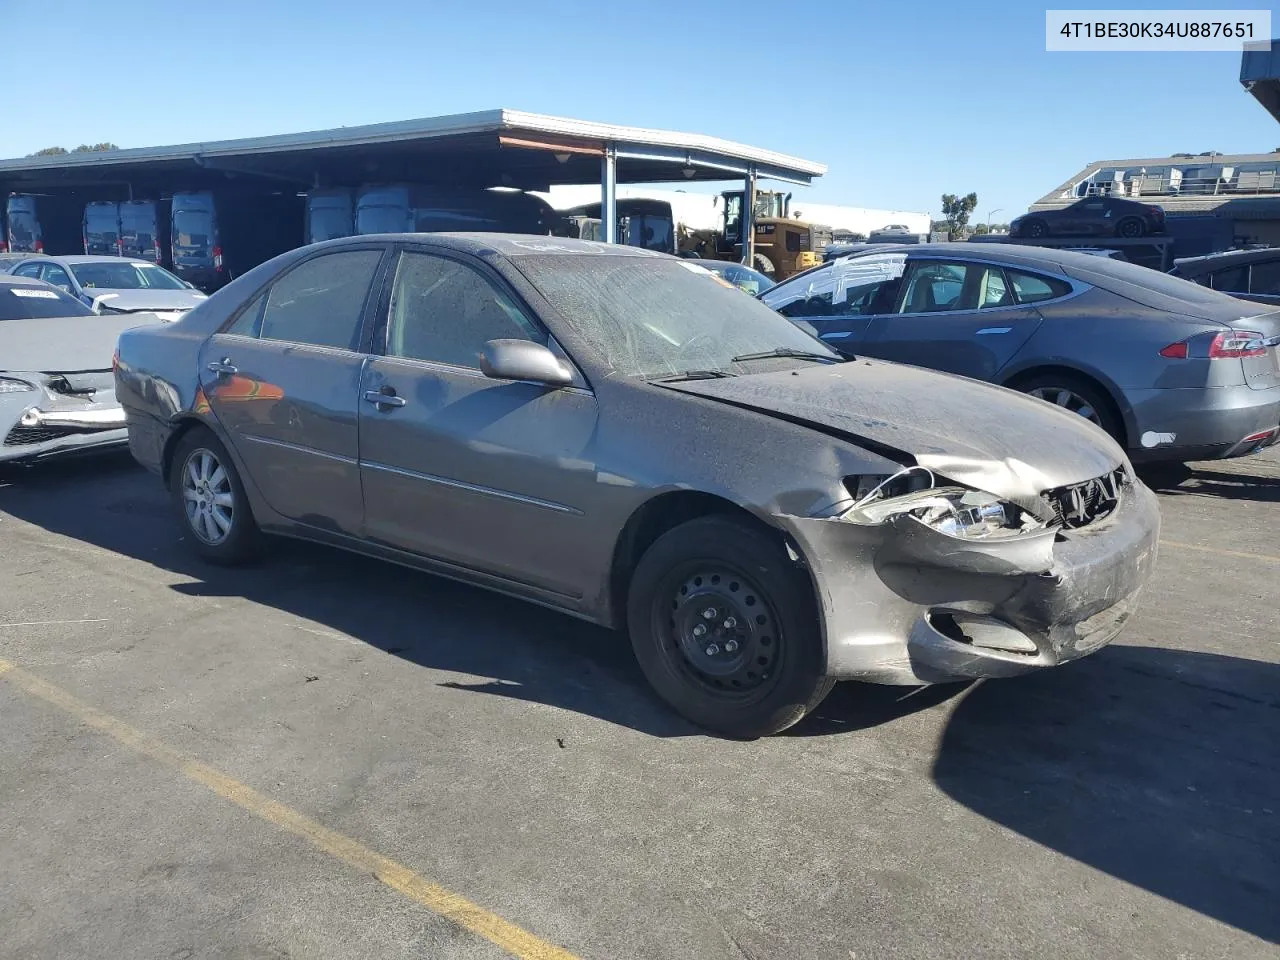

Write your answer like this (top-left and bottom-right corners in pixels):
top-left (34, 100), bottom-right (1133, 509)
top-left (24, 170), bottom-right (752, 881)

top-left (760, 253), bottom-right (907, 355)
top-left (860, 258), bottom-right (1046, 380)
top-left (199, 245), bottom-right (389, 537)
top-left (357, 246), bottom-right (599, 599)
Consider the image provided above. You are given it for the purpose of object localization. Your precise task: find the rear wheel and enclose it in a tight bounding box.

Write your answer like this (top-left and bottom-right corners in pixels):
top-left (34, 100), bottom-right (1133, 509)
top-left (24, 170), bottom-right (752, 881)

top-left (171, 427), bottom-right (261, 564)
top-left (626, 516), bottom-right (833, 738)
top-left (752, 253), bottom-right (776, 279)
top-left (1116, 217), bottom-right (1146, 238)
top-left (1016, 374), bottom-right (1123, 444)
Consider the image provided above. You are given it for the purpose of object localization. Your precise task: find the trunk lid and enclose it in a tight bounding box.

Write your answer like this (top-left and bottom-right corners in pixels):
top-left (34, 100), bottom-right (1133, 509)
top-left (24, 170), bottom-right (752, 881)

top-left (1231, 306), bottom-right (1280, 391)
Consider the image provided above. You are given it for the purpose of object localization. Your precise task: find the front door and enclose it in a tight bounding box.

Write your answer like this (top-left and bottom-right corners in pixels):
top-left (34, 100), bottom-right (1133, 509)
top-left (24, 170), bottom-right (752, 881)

top-left (762, 252), bottom-right (906, 356)
top-left (199, 246), bottom-right (387, 537)
top-left (357, 247), bottom-right (599, 600)
top-left (861, 258), bottom-right (1044, 381)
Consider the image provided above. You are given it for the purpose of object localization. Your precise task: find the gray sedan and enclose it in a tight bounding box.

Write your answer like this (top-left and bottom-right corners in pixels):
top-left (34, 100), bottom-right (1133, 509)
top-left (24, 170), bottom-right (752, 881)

top-left (115, 234), bottom-right (1159, 738)
top-left (762, 244), bottom-right (1280, 463)
top-left (7, 255), bottom-right (208, 321)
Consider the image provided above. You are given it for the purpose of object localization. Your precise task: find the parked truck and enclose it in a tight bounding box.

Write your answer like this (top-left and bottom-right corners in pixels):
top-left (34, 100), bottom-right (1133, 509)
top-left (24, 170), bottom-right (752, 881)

top-left (5, 193), bottom-right (84, 255)
top-left (170, 190), bottom-right (303, 291)
top-left (679, 189), bottom-right (831, 281)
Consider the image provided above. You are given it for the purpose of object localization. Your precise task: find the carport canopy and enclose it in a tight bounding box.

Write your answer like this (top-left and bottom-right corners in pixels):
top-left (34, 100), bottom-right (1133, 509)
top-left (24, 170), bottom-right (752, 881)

top-left (0, 109), bottom-right (826, 246)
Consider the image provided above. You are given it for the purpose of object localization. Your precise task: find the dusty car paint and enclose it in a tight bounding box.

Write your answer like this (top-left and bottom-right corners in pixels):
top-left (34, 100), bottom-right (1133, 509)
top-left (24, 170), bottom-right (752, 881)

top-left (114, 234), bottom-right (1159, 687)
top-left (1, 311), bottom-right (160, 463)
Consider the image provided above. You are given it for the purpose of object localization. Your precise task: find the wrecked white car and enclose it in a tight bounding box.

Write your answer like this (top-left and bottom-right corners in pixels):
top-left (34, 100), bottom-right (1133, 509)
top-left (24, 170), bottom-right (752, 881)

top-left (0, 275), bottom-right (159, 464)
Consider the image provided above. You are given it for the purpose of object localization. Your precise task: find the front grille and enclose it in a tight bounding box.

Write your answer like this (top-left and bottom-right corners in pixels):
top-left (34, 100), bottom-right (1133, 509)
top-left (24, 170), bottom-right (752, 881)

top-left (3, 425), bottom-right (74, 446)
top-left (1043, 468), bottom-right (1127, 529)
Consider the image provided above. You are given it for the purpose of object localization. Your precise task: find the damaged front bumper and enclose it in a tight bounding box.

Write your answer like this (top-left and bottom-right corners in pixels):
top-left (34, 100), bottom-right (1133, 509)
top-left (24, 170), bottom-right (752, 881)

top-left (18, 406), bottom-right (127, 430)
top-left (778, 479), bottom-right (1161, 684)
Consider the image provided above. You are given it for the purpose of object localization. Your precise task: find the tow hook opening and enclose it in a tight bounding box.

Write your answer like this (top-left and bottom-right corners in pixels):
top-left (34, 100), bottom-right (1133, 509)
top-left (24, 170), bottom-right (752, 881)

top-left (929, 611), bottom-right (1039, 655)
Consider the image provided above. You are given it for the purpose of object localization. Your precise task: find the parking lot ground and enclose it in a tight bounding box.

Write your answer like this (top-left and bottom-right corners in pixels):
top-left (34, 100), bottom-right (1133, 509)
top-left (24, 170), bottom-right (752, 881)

top-left (1, 449), bottom-right (1276, 960)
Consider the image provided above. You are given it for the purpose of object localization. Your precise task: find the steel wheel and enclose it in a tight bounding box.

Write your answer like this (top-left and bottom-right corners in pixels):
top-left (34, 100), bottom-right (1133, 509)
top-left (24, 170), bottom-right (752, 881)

top-left (658, 566), bottom-right (782, 697)
top-left (181, 448), bottom-right (234, 545)
top-left (1028, 386), bottom-right (1104, 426)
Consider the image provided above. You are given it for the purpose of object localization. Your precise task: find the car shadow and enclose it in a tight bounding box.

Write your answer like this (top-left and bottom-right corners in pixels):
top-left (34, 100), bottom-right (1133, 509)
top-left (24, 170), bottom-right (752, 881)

top-left (1142, 465), bottom-right (1280, 504)
top-left (932, 645), bottom-right (1279, 943)
top-left (0, 454), bottom-right (947, 741)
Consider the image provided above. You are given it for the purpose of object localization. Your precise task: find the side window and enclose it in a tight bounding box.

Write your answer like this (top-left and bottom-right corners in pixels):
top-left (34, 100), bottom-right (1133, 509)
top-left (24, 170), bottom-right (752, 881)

top-left (1209, 264), bottom-right (1249, 293)
top-left (386, 251), bottom-right (544, 367)
top-left (227, 292), bottom-right (267, 337)
top-left (899, 261), bottom-right (969, 313)
top-left (762, 265), bottom-right (838, 317)
top-left (12, 262), bottom-right (41, 279)
top-left (977, 267), bottom-right (1012, 308)
top-left (42, 265), bottom-right (72, 291)
top-left (257, 250), bottom-right (382, 350)
top-left (1248, 259), bottom-right (1280, 296)
top-left (1007, 269), bottom-right (1071, 304)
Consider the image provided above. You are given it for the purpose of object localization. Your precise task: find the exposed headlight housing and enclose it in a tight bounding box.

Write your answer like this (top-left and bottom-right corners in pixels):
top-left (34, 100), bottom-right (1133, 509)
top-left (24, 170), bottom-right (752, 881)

top-left (843, 485), bottom-right (1048, 540)
top-left (0, 377), bottom-right (36, 394)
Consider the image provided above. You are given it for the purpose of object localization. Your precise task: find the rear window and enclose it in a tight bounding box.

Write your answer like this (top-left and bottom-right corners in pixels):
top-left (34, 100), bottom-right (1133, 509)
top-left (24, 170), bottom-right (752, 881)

top-left (0, 283), bottom-right (94, 320)
top-left (1007, 269), bottom-right (1071, 304)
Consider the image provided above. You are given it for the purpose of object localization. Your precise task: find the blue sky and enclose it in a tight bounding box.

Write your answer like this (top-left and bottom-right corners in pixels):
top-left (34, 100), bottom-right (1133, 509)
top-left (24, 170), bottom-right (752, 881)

top-left (2, 0), bottom-right (1275, 221)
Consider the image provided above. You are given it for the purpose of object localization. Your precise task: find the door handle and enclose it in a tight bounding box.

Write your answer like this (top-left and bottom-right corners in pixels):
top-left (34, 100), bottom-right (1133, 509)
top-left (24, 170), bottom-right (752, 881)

top-left (207, 359), bottom-right (238, 376)
top-left (363, 389), bottom-right (406, 409)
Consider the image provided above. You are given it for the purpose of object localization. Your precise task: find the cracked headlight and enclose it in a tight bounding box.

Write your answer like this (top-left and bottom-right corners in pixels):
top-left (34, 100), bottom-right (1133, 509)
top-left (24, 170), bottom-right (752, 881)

top-left (843, 486), bottom-right (1046, 540)
top-left (0, 377), bottom-right (36, 394)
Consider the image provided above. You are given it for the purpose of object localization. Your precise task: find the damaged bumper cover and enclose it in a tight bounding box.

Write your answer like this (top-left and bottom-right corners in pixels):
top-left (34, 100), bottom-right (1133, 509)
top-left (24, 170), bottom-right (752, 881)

top-left (778, 479), bottom-right (1161, 684)
top-left (18, 406), bottom-right (127, 431)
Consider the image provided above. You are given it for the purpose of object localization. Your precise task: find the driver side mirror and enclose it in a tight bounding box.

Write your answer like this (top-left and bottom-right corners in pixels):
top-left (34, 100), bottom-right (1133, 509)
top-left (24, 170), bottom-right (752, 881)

top-left (479, 339), bottom-right (573, 388)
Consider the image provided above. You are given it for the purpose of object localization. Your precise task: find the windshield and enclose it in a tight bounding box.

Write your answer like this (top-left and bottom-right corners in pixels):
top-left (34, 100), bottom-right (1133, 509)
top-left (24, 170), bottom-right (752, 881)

top-left (625, 215), bottom-right (674, 253)
top-left (515, 255), bottom-right (837, 379)
top-left (69, 261), bottom-right (187, 290)
top-left (173, 211), bottom-right (213, 253)
top-left (0, 283), bottom-right (94, 320)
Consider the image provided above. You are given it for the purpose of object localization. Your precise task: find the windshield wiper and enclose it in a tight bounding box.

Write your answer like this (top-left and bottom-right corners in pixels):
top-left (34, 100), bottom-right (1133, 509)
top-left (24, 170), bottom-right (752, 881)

top-left (650, 369), bottom-right (737, 382)
top-left (730, 347), bottom-right (842, 364)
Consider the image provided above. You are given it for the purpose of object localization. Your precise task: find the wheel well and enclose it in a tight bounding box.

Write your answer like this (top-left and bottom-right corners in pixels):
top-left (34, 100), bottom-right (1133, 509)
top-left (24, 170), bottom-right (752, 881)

top-left (608, 491), bottom-right (774, 627)
top-left (160, 417), bottom-right (207, 486)
top-left (1002, 365), bottom-right (1128, 447)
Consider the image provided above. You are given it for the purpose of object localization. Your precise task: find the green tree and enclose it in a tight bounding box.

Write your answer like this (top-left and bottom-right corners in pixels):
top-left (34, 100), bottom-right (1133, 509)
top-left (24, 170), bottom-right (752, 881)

top-left (73, 142), bottom-right (119, 152)
top-left (29, 146), bottom-right (69, 157)
top-left (940, 192), bottom-right (978, 239)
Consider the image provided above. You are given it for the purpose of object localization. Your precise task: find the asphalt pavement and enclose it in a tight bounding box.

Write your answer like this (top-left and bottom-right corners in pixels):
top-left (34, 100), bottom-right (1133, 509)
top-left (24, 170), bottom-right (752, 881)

top-left (0, 448), bottom-right (1276, 960)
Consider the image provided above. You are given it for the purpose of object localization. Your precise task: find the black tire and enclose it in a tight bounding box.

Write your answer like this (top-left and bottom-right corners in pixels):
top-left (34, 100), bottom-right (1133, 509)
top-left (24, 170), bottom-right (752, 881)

top-left (1116, 217), bottom-right (1146, 239)
top-left (626, 516), bottom-right (834, 738)
top-left (752, 253), bottom-right (776, 279)
top-left (1014, 373), bottom-right (1124, 445)
top-left (170, 426), bottom-right (262, 564)
top-left (1024, 219), bottom-right (1048, 239)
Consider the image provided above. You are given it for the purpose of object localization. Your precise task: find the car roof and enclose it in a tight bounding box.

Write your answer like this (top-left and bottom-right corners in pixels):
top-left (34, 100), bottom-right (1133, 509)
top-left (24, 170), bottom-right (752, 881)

top-left (309, 232), bottom-right (667, 259)
top-left (0, 273), bottom-right (56, 287)
top-left (838, 241), bottom-right (1138, 275)
top-left (14, 254), bottom-right (157, 265)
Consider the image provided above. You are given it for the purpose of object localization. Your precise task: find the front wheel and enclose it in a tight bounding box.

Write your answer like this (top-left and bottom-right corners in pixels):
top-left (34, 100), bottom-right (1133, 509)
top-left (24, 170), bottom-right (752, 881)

top-left (1116, 217), bottom-right (1146, 238)
top-left (171, 426), bottom-right (262, 564)
top-left (752, 253), bottom-right (776, 279)
top-left (626, 516), bottom-right (834, 738)
top-left (1024, 219), bottom-right (1048, 238)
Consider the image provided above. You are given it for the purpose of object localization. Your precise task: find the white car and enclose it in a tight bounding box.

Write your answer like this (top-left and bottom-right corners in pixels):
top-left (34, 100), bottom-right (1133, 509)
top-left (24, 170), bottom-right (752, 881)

top-left (7, 255), bottom-right (207, 321)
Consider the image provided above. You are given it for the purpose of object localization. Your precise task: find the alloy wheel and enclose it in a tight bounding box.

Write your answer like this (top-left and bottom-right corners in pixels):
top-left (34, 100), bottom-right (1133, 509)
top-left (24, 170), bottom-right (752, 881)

top-left (181, 448), bottom-right (234, 545)
top-left (1029, 386), bottom-right (1103, 426)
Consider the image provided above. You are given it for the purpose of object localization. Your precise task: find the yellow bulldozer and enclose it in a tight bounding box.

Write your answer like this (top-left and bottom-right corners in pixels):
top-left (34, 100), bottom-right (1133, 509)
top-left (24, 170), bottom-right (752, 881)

top-left (679, 189), bottom-right (832, 281)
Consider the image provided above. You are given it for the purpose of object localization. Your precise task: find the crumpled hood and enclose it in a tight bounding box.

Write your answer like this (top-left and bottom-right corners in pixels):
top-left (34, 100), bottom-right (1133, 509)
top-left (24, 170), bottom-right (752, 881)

top-left (662, 360), bottom-right (1127, 503)
top-left (91, 288), bottom-right (207, 312)
top-left (0, 313), bottom-right (161, 372)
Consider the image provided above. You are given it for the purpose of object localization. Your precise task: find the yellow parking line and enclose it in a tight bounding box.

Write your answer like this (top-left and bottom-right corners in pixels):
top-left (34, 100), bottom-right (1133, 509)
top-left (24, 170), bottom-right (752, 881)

top-left (0, 658), bottom-right (579, 960)
top-left (1160, 540), bottom-right (1280, 565)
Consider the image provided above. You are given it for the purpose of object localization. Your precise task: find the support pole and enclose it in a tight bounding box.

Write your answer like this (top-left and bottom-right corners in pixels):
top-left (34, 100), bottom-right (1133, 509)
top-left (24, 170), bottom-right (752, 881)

top-left (601, 144), bottom-right (618, 244)
top-left (741, 168), bottom-right (756, 266)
